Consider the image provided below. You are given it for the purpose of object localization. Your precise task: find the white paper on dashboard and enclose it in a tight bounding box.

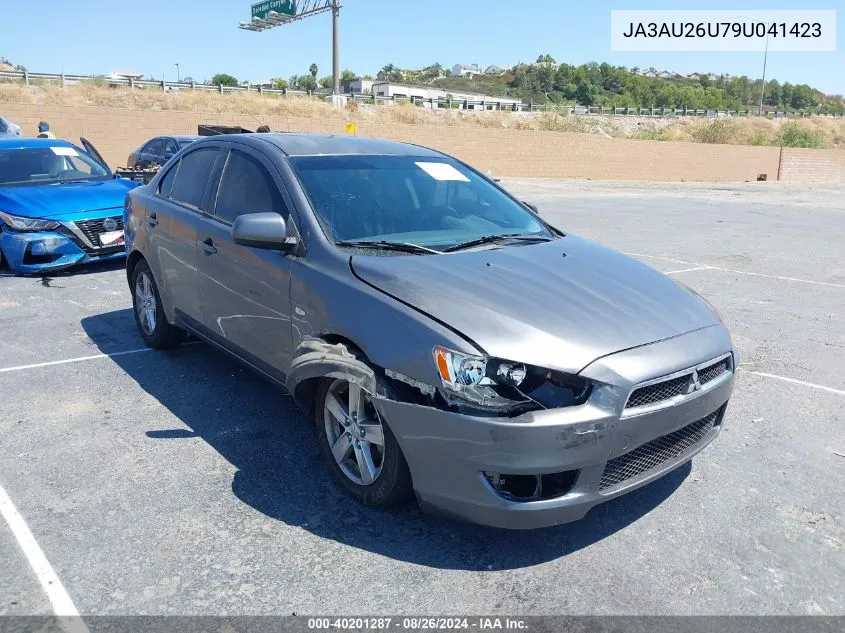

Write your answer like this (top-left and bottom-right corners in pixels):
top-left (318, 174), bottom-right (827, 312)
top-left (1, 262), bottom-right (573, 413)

top-left (415, 162), bottom-right (470, 182)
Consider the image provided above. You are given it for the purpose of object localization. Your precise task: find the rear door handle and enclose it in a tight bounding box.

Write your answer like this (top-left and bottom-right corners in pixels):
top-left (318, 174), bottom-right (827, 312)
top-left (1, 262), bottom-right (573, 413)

top-left (199, 237), bottom-right (217, 255)
top-left (147, 213), bottom-right (159, 227)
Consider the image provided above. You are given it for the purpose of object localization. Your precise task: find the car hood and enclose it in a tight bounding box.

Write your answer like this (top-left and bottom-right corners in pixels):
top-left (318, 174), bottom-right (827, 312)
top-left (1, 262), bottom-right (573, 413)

top-left (0, 178), bottom-right (137, 220)
top-left (350, 236), bottom-right (720, 374)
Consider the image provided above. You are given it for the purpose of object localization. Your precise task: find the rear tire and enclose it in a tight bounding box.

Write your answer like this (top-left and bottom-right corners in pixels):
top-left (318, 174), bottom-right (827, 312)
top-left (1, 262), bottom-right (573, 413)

top-left (316, 375), bottom-right (413, 508)
top-left (131, 259), bottom-right (185, 349)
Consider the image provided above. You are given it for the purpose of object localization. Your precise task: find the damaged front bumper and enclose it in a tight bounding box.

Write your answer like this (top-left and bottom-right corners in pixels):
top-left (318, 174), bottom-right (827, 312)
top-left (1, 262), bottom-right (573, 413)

top-left (0, 227), bottom-right (124, 275)
top-left (372, 372), bottom-right (732, 529)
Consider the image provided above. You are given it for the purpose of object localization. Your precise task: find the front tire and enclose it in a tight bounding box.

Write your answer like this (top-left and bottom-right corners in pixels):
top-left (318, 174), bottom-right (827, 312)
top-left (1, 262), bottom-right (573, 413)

top-left (316, 376), bottom-right (413, 508)
top-left (131, 260), bottom-right (185, 349)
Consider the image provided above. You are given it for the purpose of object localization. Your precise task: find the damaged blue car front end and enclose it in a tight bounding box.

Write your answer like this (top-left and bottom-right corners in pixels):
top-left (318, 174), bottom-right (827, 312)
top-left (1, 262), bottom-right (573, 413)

top-left (0, 137), bottom-right (139, 275)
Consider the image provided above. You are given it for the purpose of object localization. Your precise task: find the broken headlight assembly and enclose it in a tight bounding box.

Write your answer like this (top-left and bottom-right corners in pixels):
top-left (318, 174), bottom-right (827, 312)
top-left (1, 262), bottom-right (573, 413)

top-left (0, 210), bottom-right (60, 232)
top-left (432, 346), bottom-right (592, 413)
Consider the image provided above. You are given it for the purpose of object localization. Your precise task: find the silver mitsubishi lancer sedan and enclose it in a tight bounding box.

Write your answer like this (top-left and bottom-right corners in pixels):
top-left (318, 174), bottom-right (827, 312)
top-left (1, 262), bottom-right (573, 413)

top-left (124, 133), bottom-right (736, 529)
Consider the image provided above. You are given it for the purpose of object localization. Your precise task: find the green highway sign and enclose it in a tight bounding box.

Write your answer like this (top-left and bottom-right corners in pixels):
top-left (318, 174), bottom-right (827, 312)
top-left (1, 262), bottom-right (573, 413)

top-left (251, 0), bottom-right (295, 20)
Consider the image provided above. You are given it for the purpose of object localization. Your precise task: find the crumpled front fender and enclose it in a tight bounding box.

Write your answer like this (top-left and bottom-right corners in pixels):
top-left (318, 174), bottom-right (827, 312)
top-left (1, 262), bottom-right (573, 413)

top-left (285, 338), bottom-right (385, 411)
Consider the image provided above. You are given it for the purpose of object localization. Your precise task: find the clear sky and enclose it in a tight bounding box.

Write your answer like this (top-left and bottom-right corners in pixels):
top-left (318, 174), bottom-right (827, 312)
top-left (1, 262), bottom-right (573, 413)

top-left (1, 0), bottom-right (841, 94)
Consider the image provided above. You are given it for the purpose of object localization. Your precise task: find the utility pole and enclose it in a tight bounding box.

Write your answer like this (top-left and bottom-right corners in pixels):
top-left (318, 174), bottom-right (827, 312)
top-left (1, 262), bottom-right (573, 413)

top-left (175, 63), bottom-right (180, 83)
top-left (332, 0), bottom-right (340, 94)
top-left (758, 33), bottom-right (769, 115)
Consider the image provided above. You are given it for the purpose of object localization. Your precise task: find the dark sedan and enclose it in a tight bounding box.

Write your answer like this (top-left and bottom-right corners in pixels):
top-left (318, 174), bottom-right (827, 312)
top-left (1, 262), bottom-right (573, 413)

top-left (126, 135), bottom-right (200, 169)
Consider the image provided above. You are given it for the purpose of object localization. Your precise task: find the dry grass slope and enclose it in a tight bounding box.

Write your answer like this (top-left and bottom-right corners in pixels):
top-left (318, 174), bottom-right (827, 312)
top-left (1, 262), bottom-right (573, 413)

top-left (2, 83), bottom-right (843, 149)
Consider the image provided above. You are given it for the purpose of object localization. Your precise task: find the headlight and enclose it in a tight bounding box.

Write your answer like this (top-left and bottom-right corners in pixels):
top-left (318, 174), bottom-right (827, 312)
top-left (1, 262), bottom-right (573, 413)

top-left (0, 210), bottom-right (60, 232)
top-left (432, 346), bottom-right (591, 412)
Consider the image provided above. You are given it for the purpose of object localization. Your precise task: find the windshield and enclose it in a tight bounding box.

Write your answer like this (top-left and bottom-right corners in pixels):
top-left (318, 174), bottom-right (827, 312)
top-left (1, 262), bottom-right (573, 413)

top-left (290, 155), bottom-right (551, 249)
top-left (0, 146), bottom-right (110, 186)
top-left (178, 139), bottom-right (196, 148)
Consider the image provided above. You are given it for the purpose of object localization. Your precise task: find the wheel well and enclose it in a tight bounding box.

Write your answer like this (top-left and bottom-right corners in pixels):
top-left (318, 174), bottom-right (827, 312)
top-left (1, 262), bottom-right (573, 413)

top-left (126, 250), bottom-right (145, 284)
top-left (292, 334), bottom-right (369, 421)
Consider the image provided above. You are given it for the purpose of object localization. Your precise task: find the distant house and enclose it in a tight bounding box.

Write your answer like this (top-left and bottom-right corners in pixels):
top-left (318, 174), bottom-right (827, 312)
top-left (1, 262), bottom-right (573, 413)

top-left (685, 72), bottom-right (703, 80)
top-left (345, 78), bottom-right (374, 94)
top-left (484, 65), bottom-right (506, 76)
top-left (450, 64), bottom-right (482, 78)
top-left (371, 81), bottom-right (522, 110)
top-left (657, 70), bottom-right (678, 79)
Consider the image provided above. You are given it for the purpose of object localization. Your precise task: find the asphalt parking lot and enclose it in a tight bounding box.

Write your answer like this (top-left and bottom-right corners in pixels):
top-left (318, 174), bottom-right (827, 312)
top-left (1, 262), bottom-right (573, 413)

top-left (0, 180), bottom-right (843, 617)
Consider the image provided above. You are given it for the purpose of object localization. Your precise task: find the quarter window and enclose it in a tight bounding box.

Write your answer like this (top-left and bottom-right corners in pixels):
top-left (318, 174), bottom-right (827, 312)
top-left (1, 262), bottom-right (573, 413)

top-left (169, 148), bottom-right (218, 209)
top-left (158, 161), bottom-right (179, 198)
top-left (215, 150), bottom-right (287, 224)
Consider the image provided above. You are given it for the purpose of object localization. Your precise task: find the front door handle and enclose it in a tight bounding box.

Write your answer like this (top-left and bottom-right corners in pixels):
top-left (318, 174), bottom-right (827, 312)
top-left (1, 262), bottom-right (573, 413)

top-left (199, 237), bottom-right (217, 255)
top-left (147, 213), bottom-right (159, 227)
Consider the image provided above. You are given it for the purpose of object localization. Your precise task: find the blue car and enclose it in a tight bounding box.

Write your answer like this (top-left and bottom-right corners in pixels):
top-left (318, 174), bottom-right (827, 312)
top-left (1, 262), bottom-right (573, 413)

top-left (0, 137), bottom-right (139, 275)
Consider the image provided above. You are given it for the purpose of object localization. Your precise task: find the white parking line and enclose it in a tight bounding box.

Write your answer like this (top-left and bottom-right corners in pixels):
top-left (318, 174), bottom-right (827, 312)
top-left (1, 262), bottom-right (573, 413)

top-left (742, 370), bottom-right (845, 397)
top-left (0, 347), bottom-right (154, 374)
top-left (626, 253), bottom-right (845, 289)
top-left (663, 266), bottom-right (713, 275)
top-left (0, 484), bottom-right (89, 632)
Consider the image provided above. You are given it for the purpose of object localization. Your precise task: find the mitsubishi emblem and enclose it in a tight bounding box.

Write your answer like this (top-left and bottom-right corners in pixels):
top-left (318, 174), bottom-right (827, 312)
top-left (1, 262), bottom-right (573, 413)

top-left (686, 369), bottom-right (702, 394)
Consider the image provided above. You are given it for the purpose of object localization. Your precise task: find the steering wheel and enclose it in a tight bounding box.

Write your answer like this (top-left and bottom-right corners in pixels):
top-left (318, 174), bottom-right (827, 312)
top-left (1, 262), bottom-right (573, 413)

top-left (415, 205), bottom-right (461, 231)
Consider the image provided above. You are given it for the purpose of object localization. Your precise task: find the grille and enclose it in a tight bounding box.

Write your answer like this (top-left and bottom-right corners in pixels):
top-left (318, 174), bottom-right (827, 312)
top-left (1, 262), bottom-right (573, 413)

top-left (599, 410), bottom-right (719, 491)
top-left (75, 216), bottom-right (123, 248)
top-left (626, 374), bottom-right (689, 409)
top-left (699, 358), bottom-right (730, 385)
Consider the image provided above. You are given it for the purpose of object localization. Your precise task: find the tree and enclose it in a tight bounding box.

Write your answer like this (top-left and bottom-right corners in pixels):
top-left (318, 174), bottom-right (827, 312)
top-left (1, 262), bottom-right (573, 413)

top-left (575, 81), bottom-right (598, 105)
top-left (341, 69), bottom-right (357, 82)
top-left (309, 63), bottom-right (318, 79)
top-left (301, 75), bottom-right (318, 91)
top-left (181, 76), bottom-right (195, 84)
top-left (211, 73), bottom-right (238, 87)
top-left (319, 76), bottom-right (334, 89)
top-left (271, 77), bottom-right (288, 89)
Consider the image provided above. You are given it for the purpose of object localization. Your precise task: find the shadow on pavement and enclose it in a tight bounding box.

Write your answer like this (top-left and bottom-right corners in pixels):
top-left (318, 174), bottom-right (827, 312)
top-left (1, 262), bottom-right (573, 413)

top-left (82, 308), bottom-right (690, 571)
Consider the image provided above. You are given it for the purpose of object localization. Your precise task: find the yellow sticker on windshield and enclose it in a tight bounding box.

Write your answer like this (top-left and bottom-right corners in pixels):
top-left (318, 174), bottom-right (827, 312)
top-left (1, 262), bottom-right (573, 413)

top-left (415, 162), bottom-right (470, 182)
top-left (50, 147), bottom-right (78, 156)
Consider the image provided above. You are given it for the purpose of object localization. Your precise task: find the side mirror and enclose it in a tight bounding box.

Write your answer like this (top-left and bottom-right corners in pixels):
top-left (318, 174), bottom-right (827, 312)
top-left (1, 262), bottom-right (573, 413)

top-left (522, 200), bottom-right (539, 215)
top-left (232, 212), bottom-right (298, 251)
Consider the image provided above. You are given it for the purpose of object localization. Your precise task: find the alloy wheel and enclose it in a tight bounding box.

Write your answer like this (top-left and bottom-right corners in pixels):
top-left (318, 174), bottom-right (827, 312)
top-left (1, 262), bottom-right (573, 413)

top-left (134, 271), bottom-right (157, 336)
top-left (323, 379), bottom-right (385, 486)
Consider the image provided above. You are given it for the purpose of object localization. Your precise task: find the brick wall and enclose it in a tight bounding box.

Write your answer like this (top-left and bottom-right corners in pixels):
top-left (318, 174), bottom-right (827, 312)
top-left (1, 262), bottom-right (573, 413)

top-left (1, 103), bottom-right (785, 182)
top-left (778, 148), bottom-right (845, 184)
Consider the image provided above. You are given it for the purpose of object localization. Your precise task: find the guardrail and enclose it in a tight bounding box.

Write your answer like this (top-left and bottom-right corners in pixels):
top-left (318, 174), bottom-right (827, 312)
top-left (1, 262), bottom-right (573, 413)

top-left (1, 70), bottom-right (840, 118)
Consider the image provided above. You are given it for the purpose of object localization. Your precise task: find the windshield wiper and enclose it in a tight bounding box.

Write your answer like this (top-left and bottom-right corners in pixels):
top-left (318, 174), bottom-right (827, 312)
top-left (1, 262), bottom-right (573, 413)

top-left (335, 240), bottom-right (443, 255)
top-left (443, 233), bottom-right (554, 253)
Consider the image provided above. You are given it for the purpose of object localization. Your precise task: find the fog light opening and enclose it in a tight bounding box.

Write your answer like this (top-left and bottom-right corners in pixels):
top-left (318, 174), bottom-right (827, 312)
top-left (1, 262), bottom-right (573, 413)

top-left (484, 470), bottom-right (579, 502)
top-left (484, 472), bottom-right (541, 501)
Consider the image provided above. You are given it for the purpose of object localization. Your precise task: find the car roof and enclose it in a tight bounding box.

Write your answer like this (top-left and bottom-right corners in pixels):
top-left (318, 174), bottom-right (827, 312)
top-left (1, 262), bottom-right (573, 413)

top-left (197, 133), bottom-right (446, 158)
top-left (173, 135), bottom-right (201, 141)
top-left (0, 137), bottom-right (78, 150)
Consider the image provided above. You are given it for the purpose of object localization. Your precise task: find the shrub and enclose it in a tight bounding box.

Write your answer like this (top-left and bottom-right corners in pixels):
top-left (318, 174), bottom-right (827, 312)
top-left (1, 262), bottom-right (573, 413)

top-left (771, 121), bottom-right (824, 148)
top-left (691, 118), bottom-right (740, 144)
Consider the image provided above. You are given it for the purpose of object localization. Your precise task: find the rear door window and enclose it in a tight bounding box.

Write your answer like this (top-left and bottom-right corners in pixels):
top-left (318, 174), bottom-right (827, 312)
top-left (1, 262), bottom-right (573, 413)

top-left (169, 148), bottom-right (218, 209)
top-left (162, 138), bottom-right (179, 156)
